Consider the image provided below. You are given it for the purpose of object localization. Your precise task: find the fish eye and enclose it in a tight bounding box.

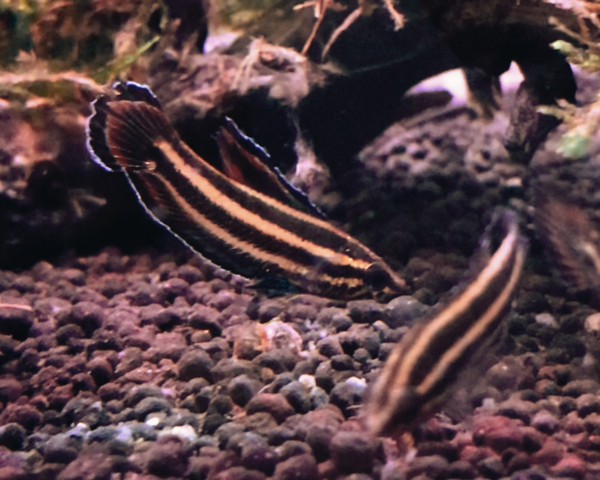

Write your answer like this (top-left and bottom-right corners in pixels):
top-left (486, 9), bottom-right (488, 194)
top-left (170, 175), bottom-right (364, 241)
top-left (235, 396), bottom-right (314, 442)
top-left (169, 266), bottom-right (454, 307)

top-left (365, 263), bottom-right (391, 291)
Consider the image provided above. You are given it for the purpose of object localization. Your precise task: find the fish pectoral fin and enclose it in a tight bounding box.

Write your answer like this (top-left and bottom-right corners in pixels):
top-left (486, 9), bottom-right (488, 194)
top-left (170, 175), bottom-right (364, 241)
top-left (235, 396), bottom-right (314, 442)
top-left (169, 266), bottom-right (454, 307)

top-left (216, 117), bottom-right (325, 218)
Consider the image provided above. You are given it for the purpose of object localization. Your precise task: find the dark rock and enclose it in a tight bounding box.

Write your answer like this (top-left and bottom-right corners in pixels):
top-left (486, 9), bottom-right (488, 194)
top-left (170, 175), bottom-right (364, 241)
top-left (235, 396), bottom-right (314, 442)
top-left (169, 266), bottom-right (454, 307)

top-left (416, 442), bottom-right (458, 462)
top-left (86, 357), bottom-right (113, 386)
top-left (146, 437), bottom-right (188, 478)
top-left (68, 302), bottom-right (105, 336)
top-left (140, 304), bottom-right (183, 330)
top-left (202, 413), bottom-right (227, 435)
top-left (114, 347), bottom-right (143, 377)
top-left (384, 296), bottom-right (428, 328)
top-left (211, 466), bottom-right (267, 480)
top-left (194, 387), bottom-right (212, 413)
top-left (124, 385), bottom-right (164, 408)
top-left (329, 379), bottom-right (366, 417)
top-left (246, 394), bottom-right (295, 424)
top-left (275, 440), bottom-right (313, 462)
top-left (330, 431), bottom-right (376, 473)
top-left (126, 282), bottom-right (166, 306)
top-left (177, 349), bottom-right (213, 381)
top-left (207, 395), bottom-right (234, 416)
top-left (253, 349), bottom-right (297, 373)
top-left (314, 361), bottom-right (335, 393)
top-left (331, 354), bottom-right (355, 371)
top-left (257, 300), bottom-right (285, 322)
top-left (448, 460), bottom-right (476, 479)
top-left (406, 455), bottom-right (450, 480)
top-left (229, 375), bottom-right (262, 407)
top-left (133, 397), bottom-right (172, 421)
top-left (563, 379), bottom-right (600, 397)
top-left (71, 373), bottom-right (96, 394)
top-left (531, 409), bottom-right (559, 434)
top-left (1, 404), bottom-right (42, 432)
top-left (0, 305), bottom-right (33, 340)
top-left (44, 432), bottom-right (83, 463)
top-left (176, 265), bottom-right (205, 284)
top-left (280, 382), bottom-right (311, 415)
top-left (56, 449), bottom-right (113, 480)
top-left (188, 305), bottom-right (224, 336)
top-left (317, 337), bottom-right (344, 357)
top-left (0, 423), bottom-right (26, 451)
top-left (56, 324), bottom-right (85, 345)
top-left (478, 456), bottom-right (504, 480)
top-left (576, 393), bottom-right (600, 417)
top-left (272, 454), bottom-right (318, 480)
top-left (0, 378), bottom-right (22, 403)
top-left (160, 277), bottom-right (189, 301)
top-left (347, 300), bottom-right (386, 324)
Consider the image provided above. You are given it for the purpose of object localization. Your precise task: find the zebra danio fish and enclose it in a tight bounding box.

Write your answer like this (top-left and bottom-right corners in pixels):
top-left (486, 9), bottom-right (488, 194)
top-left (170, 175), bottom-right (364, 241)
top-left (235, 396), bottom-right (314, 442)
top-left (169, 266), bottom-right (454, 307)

top-left (87, 82), bottom-right (406, 300)
top-left (363, 209), bottom-right (526, 436)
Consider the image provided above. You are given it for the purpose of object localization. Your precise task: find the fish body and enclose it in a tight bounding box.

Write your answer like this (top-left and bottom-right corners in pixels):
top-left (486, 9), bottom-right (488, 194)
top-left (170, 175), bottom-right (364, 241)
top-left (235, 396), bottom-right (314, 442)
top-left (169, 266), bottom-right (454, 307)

top-left (363, 210), bottom-right (526, 436)
top-left (535, 195), bottom-right (600, 299)
top-left (87, 82), bottom-right (405, 299)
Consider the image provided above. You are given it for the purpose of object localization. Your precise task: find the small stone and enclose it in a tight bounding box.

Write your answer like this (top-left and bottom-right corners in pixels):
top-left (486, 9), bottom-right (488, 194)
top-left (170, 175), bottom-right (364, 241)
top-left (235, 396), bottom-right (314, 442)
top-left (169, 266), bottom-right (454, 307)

top-left (576, 393), bottom-right (600, 417)
top-left (214, 467), bottom-right (267, 480)
top-left (534, 313), bottom-right (558, 329)
top-left (280, 381), bottom-right (311, 414)
top-left (329, 378), bottom-right (366, 417)
top-left (133, 397), bottom-right (172, 421)
top-left (347, 300), bottom-right (386, 324)
top-left (384, 296), bottom-right (428, 328)
top-left (86, 357), bottom-right (113, 386)
top-left (272, 454), bottom-right (318, 480)
top-left (246, 394), bottom-right (295, 424)
top-left (448, 460), bottom-right (476, 479)
top-left (115, 347), bottom-right (143, 377)
top-left (331, 354), bottom-right (355, 371)
top-left (188, 305), bottom-right (224, 336)
top-left (56, 449), bottom-right (113, 480)
top-left (317, 337), bottom-right (344, 357)
top-left (406, 455), bottom-right (450, 480)
top-left (160, 277), bottom-right (189, 301)
top-left (68, 302), bottom-right (105, 336)
top-left (531, 409), bottom-right (559, 434)
top-left (563, 379), bottom-right (600, 397)
top-left (228, 375), bottom-right (262, 407)
top-left (146, 437), bottom-right (188, 478)
top-left (275, 441), bottom-right (313, 462)
top-left (44, 433), bottom-right (83, 463)
top-left (0, 423), bottom-right (26, 451)
top-left (0, 305), bottom-right (34, 340)
top-left (550, 453), bottom-right (585, 479)
top-left (0, 378), bottom-right (22, 403)
top-left (478, 456), bottom-right (504, 480)
top-left (330, 430), bottom-right (376, 473)
top-left (177, 349), bottom-right (213, 381)
top-left (473, 415), bottom-right (524, 453)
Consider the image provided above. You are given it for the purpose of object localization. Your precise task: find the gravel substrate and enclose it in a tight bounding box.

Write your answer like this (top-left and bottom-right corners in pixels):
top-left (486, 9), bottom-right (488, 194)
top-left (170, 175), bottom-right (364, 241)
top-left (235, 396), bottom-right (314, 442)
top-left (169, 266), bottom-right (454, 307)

top-left (0, 230), bottom-right (600, 480)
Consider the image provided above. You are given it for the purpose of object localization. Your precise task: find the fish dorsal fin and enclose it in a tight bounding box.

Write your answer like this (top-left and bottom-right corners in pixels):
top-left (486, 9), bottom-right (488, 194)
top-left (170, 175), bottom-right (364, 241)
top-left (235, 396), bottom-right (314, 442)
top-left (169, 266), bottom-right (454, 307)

top-left (216, 118), bottom-right (324, 218)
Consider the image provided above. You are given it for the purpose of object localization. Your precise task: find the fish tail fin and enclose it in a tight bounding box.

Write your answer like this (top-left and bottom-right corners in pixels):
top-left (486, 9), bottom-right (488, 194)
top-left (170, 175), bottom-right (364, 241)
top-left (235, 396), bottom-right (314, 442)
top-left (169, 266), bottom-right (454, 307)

top-left (87, 82), bottom-right (175, 172)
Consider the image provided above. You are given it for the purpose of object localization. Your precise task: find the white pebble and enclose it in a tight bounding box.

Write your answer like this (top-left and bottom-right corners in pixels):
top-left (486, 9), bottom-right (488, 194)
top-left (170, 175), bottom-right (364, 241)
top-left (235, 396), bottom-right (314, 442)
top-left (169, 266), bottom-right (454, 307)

top-left (535, 313), bottom-right (558, 329)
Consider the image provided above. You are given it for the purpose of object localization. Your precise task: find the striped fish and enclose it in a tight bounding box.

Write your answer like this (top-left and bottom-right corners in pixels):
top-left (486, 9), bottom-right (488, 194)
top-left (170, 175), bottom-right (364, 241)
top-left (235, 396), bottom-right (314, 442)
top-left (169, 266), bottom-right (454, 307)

top-left (535, 193), bottom-right (600, 302)
top-left (87, 82), bottom-right (406, 299)
top-left (363, 210), bottom-right (526, 436)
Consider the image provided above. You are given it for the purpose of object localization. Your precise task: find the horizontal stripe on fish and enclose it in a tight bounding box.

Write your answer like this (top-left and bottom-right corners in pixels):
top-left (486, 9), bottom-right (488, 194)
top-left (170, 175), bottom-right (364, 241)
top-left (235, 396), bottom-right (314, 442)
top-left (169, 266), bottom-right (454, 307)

top-left (87, 82), bottom-right (405, 299)
top-left (364, 210), bottom-right (526, 436)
